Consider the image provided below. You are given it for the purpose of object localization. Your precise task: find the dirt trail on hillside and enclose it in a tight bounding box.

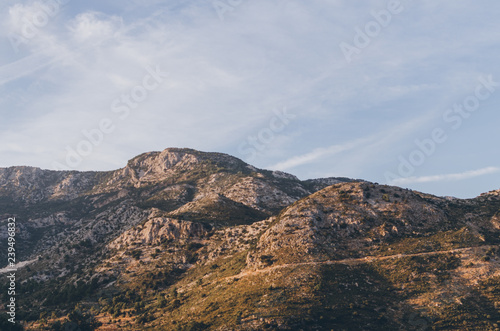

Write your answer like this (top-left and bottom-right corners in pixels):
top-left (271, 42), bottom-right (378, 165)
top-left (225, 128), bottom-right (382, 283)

top-left (222, 245), bottom-right (494, 281)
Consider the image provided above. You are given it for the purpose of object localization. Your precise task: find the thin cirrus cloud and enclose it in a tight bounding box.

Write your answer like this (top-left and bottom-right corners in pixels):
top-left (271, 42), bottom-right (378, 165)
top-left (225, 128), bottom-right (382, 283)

top-left (391, 167), bottom-right (500, 185)
top-left (0, 53), bottom-right (55, 86)
top-left (268, 108), bottom-right (441, 175)
top-left (269, 136), bottom-right (374, 171)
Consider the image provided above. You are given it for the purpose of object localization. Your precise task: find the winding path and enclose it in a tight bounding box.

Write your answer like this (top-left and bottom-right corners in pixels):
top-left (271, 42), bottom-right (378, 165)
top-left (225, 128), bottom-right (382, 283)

top-left (222, 245), bottom-right (495, 281)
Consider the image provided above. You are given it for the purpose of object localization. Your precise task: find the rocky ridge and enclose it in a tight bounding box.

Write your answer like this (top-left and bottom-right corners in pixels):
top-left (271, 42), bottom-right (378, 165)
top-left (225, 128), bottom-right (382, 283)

top-left (0, 148), bottom-right (499, 330)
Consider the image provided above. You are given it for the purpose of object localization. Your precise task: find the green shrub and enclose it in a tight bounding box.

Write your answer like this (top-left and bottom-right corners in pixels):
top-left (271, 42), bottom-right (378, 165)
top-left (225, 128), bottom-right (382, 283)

top-left (260, 255), bottom-right (275, 266)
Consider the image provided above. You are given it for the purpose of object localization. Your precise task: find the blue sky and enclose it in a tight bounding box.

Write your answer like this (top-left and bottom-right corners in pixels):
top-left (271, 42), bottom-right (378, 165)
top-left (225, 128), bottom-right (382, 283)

top-left (1, 0), bottom-right (499, 198)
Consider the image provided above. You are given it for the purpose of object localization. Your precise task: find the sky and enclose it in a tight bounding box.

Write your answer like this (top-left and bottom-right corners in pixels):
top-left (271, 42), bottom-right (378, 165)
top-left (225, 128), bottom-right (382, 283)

top-left (1, 0), bottom-right (499, 199)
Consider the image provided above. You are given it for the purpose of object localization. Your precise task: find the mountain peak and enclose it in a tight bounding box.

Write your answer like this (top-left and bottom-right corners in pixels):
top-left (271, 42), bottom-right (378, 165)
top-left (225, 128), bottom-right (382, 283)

top-left (126, 147), bottom-right (253, 174)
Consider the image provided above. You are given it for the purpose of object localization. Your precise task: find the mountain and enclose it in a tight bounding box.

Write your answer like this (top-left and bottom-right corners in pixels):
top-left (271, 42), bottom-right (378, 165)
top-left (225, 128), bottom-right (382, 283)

top-left (0, 148), bottom-right (499, 330)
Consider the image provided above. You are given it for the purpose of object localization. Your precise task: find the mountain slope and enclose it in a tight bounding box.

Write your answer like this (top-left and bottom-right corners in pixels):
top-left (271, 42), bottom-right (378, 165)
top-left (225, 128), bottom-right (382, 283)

top-left (0, 148), bottom-right (350, 264)
top-left (125, 182), bottom-right (500, 330)
top-left (0, 148), bottom-right (498, 330)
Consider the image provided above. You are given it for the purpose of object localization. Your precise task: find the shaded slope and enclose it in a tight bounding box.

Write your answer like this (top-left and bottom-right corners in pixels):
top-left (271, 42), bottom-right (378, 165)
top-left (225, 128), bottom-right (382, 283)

top-left (61, 181), bottom-right (500, 330)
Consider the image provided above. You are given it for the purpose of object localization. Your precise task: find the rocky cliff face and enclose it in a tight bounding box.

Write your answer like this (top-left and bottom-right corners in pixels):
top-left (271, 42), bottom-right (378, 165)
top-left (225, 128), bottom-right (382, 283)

top-left (0, 166), bottom-right (100, 203)
top-left (0, 148), bottom-right (347, 263)
top-left (0, 148), bottom-right (499, 331)
top-left (109, 217), bottom-right (208, 250)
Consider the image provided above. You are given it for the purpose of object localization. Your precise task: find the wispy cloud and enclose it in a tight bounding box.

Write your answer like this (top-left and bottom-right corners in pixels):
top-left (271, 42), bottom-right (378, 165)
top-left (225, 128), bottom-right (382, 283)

top-left (391, 167), bottom-right (500, 185)
top-left (0, 53), bottom-right (56, 86)
top-left (268, 136), bottom-right (372, 171)
top-left (267, 109), bottom-right (438, 175)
